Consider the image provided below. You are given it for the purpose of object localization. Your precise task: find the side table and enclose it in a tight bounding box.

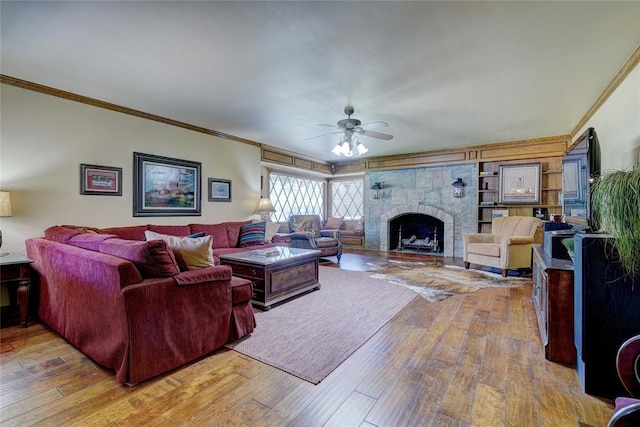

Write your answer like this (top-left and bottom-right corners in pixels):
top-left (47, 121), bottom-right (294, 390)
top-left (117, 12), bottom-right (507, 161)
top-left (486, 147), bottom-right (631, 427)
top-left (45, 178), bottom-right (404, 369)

top-left (0, 253), bottom-right (33, 328)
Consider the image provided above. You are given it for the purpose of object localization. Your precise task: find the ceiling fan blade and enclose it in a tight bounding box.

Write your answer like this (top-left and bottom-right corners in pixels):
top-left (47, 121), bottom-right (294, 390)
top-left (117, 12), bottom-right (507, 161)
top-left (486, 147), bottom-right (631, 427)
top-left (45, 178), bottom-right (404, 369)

top-left (304, 130), bottom-right (343, 141)
top-left (358, 130), bottom-right (394, 140)
top-left (316, 124), bottom-right (339, 128)
top-left (359, 121), bottom-right (389, 130)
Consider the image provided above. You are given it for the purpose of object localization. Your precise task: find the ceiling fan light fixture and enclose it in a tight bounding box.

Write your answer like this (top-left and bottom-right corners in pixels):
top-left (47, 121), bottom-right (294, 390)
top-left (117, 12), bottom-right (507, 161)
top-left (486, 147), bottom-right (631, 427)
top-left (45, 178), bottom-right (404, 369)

top-left (356, 141), bottom-right (368, 155)
top-left (332, 144), bottom-right (343, 155)
top-left (342, 141), bottom-right (353, 157)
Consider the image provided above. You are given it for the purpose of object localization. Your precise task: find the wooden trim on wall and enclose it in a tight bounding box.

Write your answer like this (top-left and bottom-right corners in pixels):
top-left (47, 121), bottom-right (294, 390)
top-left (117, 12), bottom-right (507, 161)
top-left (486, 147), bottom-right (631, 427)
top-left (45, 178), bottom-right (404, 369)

top-left (261, 145), bottom-right (333, 174)
top-left (0, 74), bottom-right (262, 148)
top-left (333, 135), bottom-right (570, 174)
top-left (570, 44), bottom-right (640, 139)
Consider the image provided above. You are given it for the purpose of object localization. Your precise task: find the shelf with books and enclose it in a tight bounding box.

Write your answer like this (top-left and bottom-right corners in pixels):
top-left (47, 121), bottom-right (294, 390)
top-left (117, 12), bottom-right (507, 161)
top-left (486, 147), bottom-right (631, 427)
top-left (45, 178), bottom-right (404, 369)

top-left (476, 157), bottom-right (563, 233)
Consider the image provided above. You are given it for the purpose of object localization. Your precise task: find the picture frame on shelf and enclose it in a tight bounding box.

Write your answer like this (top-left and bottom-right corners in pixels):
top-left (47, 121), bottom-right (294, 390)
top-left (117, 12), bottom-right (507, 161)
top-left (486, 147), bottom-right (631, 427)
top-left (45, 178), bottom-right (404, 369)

top-left (492, 209), bottom-right (510, 219)
top-left (208, 178), bottom-right (232, 202)
top-left (562, 158), bottom-right (582, 201)
top-left (533, 207), bottom-right (548, 220)
top-left (133, 152), bottom-right (201, 217)
top-left (80, 164), bottom-right (122, 196)
top-left (498, 163), bottom-right (541, 204)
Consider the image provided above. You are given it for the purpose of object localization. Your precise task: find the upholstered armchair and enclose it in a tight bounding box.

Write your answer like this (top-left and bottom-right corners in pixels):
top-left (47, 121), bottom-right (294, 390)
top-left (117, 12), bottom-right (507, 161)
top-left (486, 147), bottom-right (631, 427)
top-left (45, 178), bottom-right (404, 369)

top-left (288, 215), bottom-right (342, 262)
top-left (462, 216), bottom-right (542, 277)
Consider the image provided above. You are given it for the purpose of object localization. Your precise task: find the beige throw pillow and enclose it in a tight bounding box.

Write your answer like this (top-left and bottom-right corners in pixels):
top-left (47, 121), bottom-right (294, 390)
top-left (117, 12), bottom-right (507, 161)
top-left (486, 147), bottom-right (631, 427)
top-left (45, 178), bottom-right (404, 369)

top-left (144, 230), bottom-right (214, 271)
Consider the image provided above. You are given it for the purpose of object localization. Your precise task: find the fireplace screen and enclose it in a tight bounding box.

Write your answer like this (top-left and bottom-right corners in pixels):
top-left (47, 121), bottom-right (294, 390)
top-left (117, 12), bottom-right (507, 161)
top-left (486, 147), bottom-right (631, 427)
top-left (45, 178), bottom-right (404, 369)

top-left (389, 214), bottom-right (444, 254)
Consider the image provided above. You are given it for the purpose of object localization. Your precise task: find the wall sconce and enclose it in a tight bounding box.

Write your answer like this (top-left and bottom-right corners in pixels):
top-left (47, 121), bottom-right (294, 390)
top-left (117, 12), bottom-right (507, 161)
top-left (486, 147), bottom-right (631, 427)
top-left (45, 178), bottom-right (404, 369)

top-left (452, 178), bottom-right (466, 198)
top-left (253, 197), bottom-right (276, 221)
top-left (370, 182), bottom-right (383, 199)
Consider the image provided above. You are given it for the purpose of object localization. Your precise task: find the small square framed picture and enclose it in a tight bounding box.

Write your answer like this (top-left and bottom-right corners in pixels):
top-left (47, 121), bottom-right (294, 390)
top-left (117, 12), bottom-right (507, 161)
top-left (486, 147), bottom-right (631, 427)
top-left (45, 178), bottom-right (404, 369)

top-left (208, 178), bottom-right (232, 202)
top-left (80, 164), bottom-right (122, 196)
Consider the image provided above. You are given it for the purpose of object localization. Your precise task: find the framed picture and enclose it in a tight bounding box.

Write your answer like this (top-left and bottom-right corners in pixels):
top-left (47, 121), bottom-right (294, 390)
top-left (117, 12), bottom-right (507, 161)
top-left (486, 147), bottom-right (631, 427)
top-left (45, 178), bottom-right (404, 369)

top-left (208, 178), bottom-right (232, 202)
top-left (562, 158), bottom-right (582, 201)
top-left (492, 209), bottom-right (509, 219)
top-left (133, 152), bottom-right (201, 217)
top-left (80, 164), bottom-right (122, 196)
top-left (498, 163), bottom-right (541, 204)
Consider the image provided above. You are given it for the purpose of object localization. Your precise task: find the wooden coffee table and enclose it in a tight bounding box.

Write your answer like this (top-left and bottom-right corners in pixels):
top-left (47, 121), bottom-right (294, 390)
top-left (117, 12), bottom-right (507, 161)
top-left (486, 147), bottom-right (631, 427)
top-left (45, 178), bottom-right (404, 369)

top-left (219, 247), bottom-right (321, 310)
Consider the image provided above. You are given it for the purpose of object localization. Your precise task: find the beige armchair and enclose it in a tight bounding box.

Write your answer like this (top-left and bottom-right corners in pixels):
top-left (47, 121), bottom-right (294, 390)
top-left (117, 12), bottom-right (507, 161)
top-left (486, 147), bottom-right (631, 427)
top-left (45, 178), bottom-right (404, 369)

top-left (462, 216), bottom-right (542, 277)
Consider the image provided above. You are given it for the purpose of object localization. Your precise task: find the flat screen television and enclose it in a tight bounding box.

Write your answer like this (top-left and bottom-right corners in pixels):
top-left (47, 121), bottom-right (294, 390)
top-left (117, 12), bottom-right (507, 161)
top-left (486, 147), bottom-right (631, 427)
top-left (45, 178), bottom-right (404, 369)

top-left (562, 127), bottom-right (601, 231)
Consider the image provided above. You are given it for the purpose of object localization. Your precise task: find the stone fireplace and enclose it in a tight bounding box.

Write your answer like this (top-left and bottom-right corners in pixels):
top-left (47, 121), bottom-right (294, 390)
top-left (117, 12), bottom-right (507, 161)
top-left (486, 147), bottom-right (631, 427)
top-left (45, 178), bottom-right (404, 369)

top-left (379, 204), bottom-right (455, 257)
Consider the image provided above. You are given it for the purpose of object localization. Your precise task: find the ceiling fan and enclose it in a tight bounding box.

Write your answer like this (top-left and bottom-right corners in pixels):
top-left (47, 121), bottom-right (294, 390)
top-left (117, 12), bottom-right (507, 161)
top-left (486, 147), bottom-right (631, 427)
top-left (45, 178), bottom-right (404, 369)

top-left (306, 106), bottom-right (394, 157)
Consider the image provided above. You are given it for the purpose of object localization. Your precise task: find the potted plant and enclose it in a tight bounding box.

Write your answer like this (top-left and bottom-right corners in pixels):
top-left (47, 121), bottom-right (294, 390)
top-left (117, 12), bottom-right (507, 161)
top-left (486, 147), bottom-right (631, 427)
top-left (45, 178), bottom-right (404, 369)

top-left (561, 237), bottom-right (575, 262)
top-left (590, 168), bottom-right (640, 278)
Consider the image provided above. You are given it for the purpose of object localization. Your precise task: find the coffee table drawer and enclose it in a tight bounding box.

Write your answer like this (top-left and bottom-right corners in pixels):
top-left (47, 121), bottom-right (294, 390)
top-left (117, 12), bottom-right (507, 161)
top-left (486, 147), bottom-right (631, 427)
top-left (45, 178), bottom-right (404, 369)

top-left (269, 260), bottom-right (316, 296)
top-left (227, 263), bottom-right (265, 279)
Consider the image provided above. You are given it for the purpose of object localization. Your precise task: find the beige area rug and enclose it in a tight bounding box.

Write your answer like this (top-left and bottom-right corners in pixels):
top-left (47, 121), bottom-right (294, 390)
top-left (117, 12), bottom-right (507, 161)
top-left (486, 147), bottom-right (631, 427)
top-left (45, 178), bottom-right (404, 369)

top-left (226, 266), bottom-right (418, 384)
top-left (367, 259), bottom-right (531, 302)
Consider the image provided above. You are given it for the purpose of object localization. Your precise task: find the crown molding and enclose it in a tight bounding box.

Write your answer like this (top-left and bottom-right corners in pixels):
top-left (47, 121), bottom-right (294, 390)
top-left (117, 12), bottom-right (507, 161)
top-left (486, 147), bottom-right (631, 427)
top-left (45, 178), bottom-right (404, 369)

top-left (0, 75), bottom-right (261, 148)
top-left (570, 43), bottom-right (640, 139)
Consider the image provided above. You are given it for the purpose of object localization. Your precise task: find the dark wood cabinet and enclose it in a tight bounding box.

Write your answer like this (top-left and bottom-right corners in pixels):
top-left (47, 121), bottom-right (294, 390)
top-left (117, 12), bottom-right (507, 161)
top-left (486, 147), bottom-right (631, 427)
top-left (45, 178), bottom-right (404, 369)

top-left (532, 245), bottom-right (575, 364)
top-left (574, 234), bottom-right (640, 399)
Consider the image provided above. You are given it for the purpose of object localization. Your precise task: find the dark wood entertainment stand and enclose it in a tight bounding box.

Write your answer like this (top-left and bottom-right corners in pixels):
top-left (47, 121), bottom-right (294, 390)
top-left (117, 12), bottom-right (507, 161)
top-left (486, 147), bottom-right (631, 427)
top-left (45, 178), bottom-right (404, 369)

top-left (219, 247), bottom-right (321, 310)
top-left (532, 244), bottom-right (575, 365)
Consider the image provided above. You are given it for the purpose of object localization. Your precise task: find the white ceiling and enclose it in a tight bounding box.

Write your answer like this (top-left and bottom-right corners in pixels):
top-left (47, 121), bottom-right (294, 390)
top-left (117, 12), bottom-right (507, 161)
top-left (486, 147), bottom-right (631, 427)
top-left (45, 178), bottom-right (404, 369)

top-left (2, 1), bottom-right (639, 162)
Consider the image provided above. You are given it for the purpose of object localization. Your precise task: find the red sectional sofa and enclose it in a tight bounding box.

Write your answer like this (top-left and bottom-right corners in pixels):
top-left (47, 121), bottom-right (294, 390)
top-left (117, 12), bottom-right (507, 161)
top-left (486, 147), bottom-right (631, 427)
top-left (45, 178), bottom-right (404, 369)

top-left (25, 221), bottom-right (282, 385)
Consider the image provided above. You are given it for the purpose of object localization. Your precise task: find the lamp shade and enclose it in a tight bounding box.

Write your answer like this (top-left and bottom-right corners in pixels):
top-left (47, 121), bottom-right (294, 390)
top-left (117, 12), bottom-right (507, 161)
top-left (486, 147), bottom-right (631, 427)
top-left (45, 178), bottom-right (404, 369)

top-left (0, 191), bottom-right (12, 217)
top-left (253, 197), bottom-right (276, 214)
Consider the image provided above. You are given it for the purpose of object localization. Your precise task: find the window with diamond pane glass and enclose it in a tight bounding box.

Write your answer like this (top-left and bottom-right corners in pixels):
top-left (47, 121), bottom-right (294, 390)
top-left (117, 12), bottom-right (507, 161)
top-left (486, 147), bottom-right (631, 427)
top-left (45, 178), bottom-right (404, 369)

top-left (269, 172), bottom-right (325, 222)
top-left (330, 178), bottom-right (363, 219)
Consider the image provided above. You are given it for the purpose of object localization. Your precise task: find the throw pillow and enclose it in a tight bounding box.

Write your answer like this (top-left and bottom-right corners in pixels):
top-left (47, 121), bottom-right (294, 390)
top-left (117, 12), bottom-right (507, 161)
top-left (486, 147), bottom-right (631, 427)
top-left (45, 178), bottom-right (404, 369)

top-left (237, 222), bottom-right (266, 247)
top-left (264, 221), bottom-right (281, 243)
top-left (324, 216), bottom-right (344, 229)
top-left (99, 238), bottom-right (180, 278)
top-left (144, 230), bottom-right (214, 271)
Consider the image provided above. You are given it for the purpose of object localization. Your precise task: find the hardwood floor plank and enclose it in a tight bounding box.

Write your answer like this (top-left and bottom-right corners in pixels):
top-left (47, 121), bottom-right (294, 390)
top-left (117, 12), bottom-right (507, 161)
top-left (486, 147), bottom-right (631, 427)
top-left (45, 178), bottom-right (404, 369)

top-left (363, 368), bottom-right (423, 426)
top-left (438, 360), bottom-right (479, 423)
top-left (67, 377), bottom-right (183, 426)
top-left (505, 362), bottom-right (541, 426)
top-left (0, 387), bottom-right (63, 422)
top-left (470, 383), bottom-right (506, 426)
top-left (400, 357), bottom-right (456, 425)
top-left (324, 391), bottom-right (377, 427)
top-left (2, 376), bottom-right (124, 427)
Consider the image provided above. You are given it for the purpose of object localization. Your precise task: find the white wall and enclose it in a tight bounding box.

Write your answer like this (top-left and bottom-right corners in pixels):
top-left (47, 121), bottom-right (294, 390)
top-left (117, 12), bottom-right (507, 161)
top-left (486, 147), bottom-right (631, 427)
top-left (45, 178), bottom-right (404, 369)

top-left (0, 85), bottom-right (262, 255)
top-left (574, 61), bottom-right (640, 171)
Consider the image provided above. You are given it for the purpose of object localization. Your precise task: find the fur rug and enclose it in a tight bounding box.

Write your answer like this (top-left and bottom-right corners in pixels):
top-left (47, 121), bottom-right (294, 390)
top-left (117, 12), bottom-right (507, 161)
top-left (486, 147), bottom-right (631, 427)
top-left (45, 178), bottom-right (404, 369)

top-left (367, 259), bottom-right (531, 302)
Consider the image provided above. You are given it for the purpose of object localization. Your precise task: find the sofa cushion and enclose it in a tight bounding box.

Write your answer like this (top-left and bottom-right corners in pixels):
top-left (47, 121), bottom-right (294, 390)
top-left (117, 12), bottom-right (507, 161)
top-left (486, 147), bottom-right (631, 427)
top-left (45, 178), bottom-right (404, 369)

top-left (147, 224), bottom-right (192, 237)
top-left (61, 224), bottom-right (104, 234)
top-left (44, 226), bottom-right (82, 244)
top-left (324, 216), bottom-right (344, 229)
top-left (145, 230), bottom-right (214, 271)
top-left (237, 222), bottom-right (266, 247)
top-left (467, 242), bottom-right (501, 258)
top-left (189, 223), bottom-right (229, 248)
top-left (69, 233), bottom-right (120, 252)
top-left (99, 238), bottom-right (180, 278)
top-left (100, 225), bottom-right (148, 241)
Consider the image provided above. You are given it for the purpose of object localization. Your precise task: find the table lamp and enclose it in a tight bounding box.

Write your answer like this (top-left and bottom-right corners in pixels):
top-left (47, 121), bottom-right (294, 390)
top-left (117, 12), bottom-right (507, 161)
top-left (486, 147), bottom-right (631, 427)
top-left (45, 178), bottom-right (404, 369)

top-left (0, 191), bottom-right (13, 256)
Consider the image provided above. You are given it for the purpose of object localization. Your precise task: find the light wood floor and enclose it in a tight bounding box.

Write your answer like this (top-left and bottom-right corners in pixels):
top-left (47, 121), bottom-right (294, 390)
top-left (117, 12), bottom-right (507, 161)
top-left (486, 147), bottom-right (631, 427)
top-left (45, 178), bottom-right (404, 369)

top-left (1, 251), bottom-right (613, 426)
